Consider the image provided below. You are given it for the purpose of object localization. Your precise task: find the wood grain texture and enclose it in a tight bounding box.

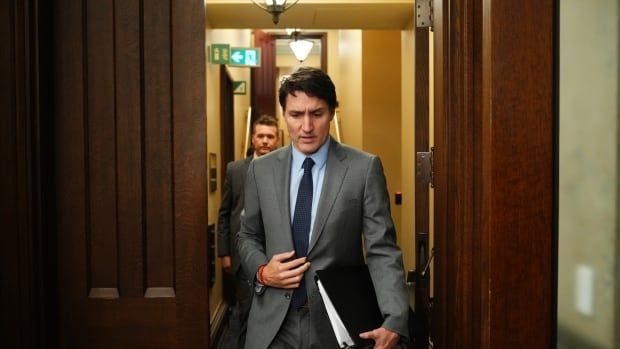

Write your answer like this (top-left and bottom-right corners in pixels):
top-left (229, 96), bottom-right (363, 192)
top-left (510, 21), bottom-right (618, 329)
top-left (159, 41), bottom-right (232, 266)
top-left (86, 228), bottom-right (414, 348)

top-left (433, 0), bottom-right (554, 347)
top-left (55, 0), bottom-right (88, 345)
top-left (2, 2), bottom-right (58, 346)
top-left (115, 0), bottom-right (144, 298)
top-left (0, 1), bottom-right (32, 347)
top-left (143, 0), bottom-right (174, 290)
top-left (54, 0), bottom-right (209, 346)
top-left (86, 0), bottom-right (118, 291)
top-left (171, 0), bottom-right (209, 345)
top-left (484, 1), bottom-right (554, 347)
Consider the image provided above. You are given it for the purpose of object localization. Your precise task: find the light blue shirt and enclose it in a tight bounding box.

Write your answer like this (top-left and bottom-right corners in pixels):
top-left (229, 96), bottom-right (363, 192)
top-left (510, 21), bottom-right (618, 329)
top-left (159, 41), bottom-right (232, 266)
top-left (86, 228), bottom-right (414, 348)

top-left (289, 138), bottom-right (330, 242)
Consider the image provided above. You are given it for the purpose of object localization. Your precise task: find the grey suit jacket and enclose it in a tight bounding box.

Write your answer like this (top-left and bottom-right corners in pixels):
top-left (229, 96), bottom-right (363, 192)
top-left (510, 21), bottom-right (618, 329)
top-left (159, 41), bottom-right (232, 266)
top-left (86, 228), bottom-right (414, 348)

top-left (238, 139), bottom-right (408, 349)
top-left (217, 156), bottom-right (252, 276)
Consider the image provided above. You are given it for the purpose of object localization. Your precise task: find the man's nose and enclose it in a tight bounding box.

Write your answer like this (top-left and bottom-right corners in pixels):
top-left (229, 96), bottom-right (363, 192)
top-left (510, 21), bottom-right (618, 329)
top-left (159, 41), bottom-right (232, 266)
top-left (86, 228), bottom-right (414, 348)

top-left (301, 115), bottom-right (313, 131)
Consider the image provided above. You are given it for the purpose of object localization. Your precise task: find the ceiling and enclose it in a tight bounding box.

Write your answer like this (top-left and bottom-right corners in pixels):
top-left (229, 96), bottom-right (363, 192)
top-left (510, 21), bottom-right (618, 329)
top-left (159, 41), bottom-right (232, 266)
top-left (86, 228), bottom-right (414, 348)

top-left (206, 0), bottom-right (415, 30)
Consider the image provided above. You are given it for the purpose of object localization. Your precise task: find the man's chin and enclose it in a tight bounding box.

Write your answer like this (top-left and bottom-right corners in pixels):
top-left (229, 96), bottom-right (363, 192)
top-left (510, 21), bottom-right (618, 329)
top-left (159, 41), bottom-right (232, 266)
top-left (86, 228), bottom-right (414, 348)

top-left (296, 143), bottom-right (319, 155)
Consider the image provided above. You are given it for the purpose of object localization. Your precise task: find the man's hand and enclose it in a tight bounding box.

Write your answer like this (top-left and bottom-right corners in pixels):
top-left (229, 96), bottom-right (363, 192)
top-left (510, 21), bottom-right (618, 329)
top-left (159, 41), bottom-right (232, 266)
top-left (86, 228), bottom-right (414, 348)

top-left (261, 250), bottom-right (310, 288)
top-left (219, 256), bottom-right (232, 272)
top-left (359, 327), bottom-right (400, 349)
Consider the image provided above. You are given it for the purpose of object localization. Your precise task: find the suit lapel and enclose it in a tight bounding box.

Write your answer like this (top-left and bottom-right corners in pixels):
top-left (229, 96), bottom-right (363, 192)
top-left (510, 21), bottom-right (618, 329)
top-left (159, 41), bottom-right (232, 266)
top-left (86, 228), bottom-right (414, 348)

top-left (240, 155), bottom-right (252, 191)
top-left (308, 140), bottom-right (348, 253)
top-left (273, 146), bottom-right (294, 246)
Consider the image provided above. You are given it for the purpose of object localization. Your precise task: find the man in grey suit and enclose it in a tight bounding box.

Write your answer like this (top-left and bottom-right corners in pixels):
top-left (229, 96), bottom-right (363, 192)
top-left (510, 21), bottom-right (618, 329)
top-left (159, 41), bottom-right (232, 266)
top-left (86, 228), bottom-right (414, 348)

top-left (238, 67), bottom-right (408, 349)
top-left (218, 115), bottom-right (279, 349)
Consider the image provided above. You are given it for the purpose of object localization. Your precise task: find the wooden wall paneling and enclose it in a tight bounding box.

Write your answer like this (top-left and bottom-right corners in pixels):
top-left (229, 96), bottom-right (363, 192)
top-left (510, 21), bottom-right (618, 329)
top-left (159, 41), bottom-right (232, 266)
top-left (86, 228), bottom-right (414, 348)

top-left (33, 0), bottom-right (59, 345)
top-left (2, 0), bottom-right (58, 346)
top-left (472, 1), bottom-right (486, 347)
top-left (440, 1), bottom-right (477, 347)
top-left (0, 1), bottom-right (31, 347)
top-left (143, 0), bottom-right (174, 295)
top-left (55, 0), bottom-right (88, 345)
top-left (115, 0), bottom-right (144, 298)
top-left (483, 1), bottom-right (554, 347)
top-left (86, 0), bottom-right (119, 298)
top-left (12, 2), bottom-right (30, 323)
top-left (54, 0), bottom-right (209, 346)
top-left (433, 0), bottom-right (554, 347)
top-left (430, 0), bottom-right (448, 346)
top-left (171, 0), bottom-right (209, 345)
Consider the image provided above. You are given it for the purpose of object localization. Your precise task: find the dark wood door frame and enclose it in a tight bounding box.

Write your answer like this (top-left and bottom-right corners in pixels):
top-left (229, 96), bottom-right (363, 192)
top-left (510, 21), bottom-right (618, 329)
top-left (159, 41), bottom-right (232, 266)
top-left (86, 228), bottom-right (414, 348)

top-left (1, 0), bottom-right (57, 347)
top-left (413, 26), bottom-right (431, 349)
top-left (432, 0), bottom-right (555, 347)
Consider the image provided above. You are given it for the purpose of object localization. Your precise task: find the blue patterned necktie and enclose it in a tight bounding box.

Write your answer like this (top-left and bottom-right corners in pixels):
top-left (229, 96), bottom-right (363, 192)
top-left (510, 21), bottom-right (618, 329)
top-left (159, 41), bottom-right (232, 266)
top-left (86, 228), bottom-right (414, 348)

top-left (291, 157), bottom-right (314, 309)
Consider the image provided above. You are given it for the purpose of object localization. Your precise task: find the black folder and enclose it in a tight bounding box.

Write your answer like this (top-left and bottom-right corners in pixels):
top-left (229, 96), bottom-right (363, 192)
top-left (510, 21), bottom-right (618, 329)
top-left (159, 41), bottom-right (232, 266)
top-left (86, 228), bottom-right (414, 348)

top-left (315, 265), bottom-right (383, 347)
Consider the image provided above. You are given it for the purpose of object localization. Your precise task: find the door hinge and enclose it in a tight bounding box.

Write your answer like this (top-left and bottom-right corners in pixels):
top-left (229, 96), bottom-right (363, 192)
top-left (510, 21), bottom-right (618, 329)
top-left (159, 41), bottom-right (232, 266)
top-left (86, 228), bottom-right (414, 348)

top-left (416, 147), bottom-right (434, 188)
top-left (416, 0), bottom-right (433, 29)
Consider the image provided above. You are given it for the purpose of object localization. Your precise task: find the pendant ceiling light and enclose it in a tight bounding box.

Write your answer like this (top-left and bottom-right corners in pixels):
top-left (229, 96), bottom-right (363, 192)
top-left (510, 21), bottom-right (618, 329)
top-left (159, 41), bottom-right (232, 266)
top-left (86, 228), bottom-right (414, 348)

top-left (289, 31), bottom-right (314, 63)
top-left (251, 0), bottom-right (300, 25)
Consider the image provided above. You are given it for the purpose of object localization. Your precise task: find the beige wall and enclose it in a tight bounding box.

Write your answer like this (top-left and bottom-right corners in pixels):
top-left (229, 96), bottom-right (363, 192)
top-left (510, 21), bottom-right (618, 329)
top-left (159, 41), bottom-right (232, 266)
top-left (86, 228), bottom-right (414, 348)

top-left (276, 54), bottom-right (321, 69)
top-left (337, 30), bottom-right (363, 149)
top-left (361, 30), bottom-right (403, 248)
top-left (558, 0), bottom-right (619, 347)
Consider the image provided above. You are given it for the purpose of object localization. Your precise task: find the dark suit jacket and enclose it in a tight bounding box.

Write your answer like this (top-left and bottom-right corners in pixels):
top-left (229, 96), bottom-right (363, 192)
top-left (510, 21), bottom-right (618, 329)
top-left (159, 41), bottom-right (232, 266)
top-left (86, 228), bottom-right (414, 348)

top-left (238, 139), bottom-right (408, 349)
top-left (217, 156), bottom-right (252, 276)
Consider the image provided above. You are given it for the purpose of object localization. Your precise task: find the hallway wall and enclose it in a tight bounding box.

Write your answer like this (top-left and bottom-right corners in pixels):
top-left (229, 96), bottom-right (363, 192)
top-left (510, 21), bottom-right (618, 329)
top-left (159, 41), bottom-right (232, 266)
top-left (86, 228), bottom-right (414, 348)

top-left (362, 30), bottom-right (403, 249)
top-left (337, 30), bottom-right (363, 149)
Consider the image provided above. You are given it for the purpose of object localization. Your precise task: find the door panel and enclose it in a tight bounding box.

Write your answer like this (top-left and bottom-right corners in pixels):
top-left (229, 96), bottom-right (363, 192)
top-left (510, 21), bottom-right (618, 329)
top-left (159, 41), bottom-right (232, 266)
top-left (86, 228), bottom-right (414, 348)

top-left (432, 0), bottom-right (554, 347)
top-left (54, 0), bottom-right (208, 347)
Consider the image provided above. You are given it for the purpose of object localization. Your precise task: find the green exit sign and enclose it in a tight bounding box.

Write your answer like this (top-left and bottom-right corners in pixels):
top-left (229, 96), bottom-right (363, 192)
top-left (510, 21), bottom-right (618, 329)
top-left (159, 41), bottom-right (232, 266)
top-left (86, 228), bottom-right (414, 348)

top-left (210, 44), bottom-right (230, 64)
top-left (229, 47), bottom-right (261, 67)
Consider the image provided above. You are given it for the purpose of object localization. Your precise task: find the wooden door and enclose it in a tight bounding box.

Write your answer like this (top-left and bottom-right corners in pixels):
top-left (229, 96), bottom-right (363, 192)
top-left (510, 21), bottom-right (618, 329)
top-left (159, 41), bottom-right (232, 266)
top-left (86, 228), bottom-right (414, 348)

top-left (54, 0), bottom-right (209, 347)
top-left (432, 0), bottom-right (555, 347)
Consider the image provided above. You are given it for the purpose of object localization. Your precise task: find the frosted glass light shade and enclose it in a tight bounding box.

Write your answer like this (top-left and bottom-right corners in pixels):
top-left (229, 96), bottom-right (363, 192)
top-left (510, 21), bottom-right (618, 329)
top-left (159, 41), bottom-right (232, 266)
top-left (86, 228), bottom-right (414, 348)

top-left (289, 39), bottom-right (314, 62)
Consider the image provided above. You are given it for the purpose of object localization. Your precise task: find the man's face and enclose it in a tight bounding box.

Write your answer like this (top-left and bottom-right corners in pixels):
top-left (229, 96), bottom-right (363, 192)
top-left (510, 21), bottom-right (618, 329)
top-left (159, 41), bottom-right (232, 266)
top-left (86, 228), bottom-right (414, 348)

top-left (283, 91), bottom-right (333, 155)
top-left (251, 124), bottom-right (279, 156)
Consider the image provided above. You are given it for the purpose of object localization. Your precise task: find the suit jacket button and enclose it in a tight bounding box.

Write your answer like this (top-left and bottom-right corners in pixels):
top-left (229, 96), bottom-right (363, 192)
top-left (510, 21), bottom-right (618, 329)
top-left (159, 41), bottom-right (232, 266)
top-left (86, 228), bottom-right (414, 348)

top-left (285, 294), bottom-right (290, 299)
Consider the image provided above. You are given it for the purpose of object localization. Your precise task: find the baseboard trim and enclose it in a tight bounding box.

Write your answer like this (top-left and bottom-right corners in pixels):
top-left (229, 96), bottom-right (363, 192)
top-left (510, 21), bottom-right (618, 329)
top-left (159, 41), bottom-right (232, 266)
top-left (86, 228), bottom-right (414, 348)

top-left (210, 300), bottom-right (230, 348)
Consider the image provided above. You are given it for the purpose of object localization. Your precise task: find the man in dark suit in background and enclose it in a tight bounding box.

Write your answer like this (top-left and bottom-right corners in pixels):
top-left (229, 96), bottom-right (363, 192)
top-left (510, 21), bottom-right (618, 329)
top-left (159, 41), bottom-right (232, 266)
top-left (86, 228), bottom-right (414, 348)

top-left (238, 67), bottom-right (408, 349)
top-left (218, 115), bottom-right (279, 349)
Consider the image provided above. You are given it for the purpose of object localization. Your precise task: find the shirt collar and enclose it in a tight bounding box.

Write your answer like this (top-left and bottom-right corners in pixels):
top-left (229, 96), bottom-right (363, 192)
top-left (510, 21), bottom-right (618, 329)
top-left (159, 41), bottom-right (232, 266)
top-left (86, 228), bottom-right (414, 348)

top-left (291, 137), bottom-right (330, 171)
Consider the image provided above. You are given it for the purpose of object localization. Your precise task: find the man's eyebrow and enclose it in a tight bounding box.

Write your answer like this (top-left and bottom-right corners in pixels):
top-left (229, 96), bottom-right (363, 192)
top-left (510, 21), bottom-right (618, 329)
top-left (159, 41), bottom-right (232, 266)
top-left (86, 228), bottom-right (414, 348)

top-left (288, 107), bottom-right (327, 113)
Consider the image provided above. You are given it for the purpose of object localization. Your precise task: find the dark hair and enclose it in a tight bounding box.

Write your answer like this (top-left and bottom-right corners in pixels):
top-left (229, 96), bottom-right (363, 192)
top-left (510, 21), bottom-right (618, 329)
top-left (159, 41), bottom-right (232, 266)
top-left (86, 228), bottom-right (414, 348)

top-left (278, 67), bottom-right (339, 112)
top-left (252, 114), bottom-right (278, 134)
